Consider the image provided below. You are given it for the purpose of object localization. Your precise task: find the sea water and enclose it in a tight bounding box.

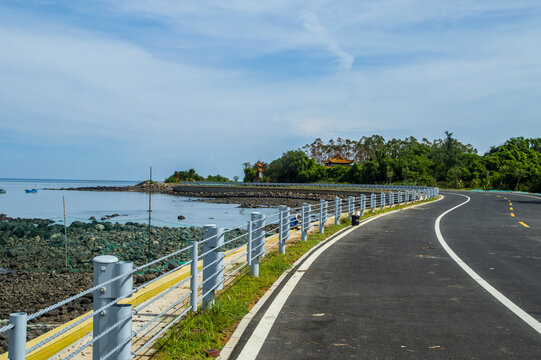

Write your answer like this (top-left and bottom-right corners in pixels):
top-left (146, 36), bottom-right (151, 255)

top-left (0, 178), bottom-right (277, 229)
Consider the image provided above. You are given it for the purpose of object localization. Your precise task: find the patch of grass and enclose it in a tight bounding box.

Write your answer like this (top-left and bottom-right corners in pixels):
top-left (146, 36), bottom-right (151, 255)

top-left (154, 197), bottom-right (437, 359)
top-left (155, 223), bottom-right (349, 359)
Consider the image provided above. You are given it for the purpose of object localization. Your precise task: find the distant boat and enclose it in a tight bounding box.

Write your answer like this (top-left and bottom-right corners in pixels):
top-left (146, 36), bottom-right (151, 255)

top-left (0, 189), bottom-right (6, 194)
top-left (25, 189), bottom-right (38, 193)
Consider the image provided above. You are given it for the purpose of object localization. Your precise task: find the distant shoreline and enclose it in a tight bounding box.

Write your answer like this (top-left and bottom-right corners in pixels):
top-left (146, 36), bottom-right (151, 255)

top-left (49, 182), bottom-right (374, 208)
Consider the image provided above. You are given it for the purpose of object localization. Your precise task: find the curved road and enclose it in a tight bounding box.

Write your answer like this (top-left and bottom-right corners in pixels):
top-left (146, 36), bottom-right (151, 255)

top-left (229, 192), bottom-right (541, 359)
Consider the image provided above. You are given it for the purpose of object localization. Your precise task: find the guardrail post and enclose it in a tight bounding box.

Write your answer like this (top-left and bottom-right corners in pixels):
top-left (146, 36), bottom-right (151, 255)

top-left (347, 196), bottom-right (353, 220)
top-left (93, 255), bottom-right (133, 360)
top-left (202, 225), bottom-right (224, 310)
top-left (406, 190), bottom-right (409, 204)
top-left (301, 203), bottom-right (311, 241)
top-left (380, 192), bottom-right (385, 209)
top-left (389, 192), bottom-right (394, 209)
top-left (250, 212), bottom-right (264, 277)
top-left (278, 206), bottom-right (289, 254)
top-left (190, 241), bottom-right (199, 312)
top-left (334, 197), bottom-right (340, 225)
top-left (360, 194), bottom-right (366, 216)
top-left (371, 193), bottom-right (375, 213)
top-left (319, 200), bottom-right (325, 234)
top-left (8, 312), bottom-right (27, 360)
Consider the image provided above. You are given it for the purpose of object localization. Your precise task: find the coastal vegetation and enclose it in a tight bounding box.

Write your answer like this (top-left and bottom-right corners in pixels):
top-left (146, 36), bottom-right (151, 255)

top-left (165, 169), bottom-right (230, 183)
top-left (243, 133), bottom-right (541, 192)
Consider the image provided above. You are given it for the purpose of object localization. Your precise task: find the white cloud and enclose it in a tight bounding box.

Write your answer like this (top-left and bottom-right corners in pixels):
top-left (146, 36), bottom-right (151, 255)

top-left (0, 1), bottom-right (540, 178)
top-left (300, 11), bottom-right (354, 70)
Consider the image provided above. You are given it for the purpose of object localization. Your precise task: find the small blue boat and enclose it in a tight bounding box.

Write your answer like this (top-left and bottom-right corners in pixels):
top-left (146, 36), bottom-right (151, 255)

top-left (0, 189), bottom-right (6, 194)
top-left (25, 189), bottom-right (38, 193)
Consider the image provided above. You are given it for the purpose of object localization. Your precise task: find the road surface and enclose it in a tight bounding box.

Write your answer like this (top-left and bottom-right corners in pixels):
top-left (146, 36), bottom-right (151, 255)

top-left (229, 191), bottom-right (541, 359)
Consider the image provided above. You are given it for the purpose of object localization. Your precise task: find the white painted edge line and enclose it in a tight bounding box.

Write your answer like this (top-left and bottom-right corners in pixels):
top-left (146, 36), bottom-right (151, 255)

top-left (435, 194), bottom-right (541, 335)
top-left (217, 225), bottom-right (353, 360)
top-left (233, 197), bottom-right (442, 360)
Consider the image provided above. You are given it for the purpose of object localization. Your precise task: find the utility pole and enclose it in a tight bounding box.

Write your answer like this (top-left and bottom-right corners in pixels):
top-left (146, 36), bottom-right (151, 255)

top-left (63, 196), bottom-right (68, 269)
top-left (148, 166), bottom-right (152, 261)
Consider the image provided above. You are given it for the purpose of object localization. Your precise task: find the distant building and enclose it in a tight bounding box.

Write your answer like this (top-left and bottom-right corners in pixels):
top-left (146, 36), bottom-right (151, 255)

top-left (322, 155), bottom-right (354, 167)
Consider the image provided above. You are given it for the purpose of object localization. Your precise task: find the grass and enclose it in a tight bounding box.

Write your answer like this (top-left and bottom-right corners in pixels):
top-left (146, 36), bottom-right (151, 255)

top-left (154, 220), bottom-right (350, 360)
top-left (154, 197), bottom-right (437, 359)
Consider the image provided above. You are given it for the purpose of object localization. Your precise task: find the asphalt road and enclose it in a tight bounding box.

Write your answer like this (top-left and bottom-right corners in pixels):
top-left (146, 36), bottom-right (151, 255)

top-left (230, 192), bottom-right (541, 359)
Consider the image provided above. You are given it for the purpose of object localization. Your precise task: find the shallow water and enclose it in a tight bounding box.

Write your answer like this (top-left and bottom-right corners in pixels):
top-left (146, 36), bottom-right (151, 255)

top-left (0, 178), bottom-right (277, 228)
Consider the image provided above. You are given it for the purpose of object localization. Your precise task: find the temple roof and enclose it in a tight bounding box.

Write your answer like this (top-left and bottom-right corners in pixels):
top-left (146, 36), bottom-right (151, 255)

top-left (323, 155), bottom-right (353, 165)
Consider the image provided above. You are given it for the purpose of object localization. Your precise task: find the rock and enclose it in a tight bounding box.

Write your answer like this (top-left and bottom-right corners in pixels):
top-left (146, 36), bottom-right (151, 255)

top-left (177, 215), bottom-right (186, 220)
top-left (88, 216), bottom-right (96, 221)
top-left (95, 224), bottom-right (105, 231)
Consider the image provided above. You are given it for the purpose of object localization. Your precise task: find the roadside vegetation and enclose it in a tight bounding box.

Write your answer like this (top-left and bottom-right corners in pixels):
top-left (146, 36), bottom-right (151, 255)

top-left (155, 219), bottom-right (351, 359)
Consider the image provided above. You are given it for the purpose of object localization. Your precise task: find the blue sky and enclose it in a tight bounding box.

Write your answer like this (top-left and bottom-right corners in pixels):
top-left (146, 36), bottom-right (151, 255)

top-left (1, 1), bottom-right (540, 181)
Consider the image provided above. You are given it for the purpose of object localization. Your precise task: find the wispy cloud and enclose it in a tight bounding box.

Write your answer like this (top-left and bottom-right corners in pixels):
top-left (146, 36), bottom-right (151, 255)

top-left (0, 1), bottom-right (540, 179)
top-left (300, 11), bottom-right (354, 70)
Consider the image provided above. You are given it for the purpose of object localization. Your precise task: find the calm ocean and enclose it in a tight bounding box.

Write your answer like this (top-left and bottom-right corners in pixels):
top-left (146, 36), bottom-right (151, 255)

top-left (0, 178), bottom-right (276, 228)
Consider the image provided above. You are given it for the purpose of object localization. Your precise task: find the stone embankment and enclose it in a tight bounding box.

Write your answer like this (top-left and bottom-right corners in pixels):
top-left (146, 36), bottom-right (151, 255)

top-left (56, 182), bottom-right (373, 208)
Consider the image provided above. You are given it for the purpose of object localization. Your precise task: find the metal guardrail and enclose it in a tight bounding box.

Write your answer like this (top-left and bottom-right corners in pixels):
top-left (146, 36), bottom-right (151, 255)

top-left (179, 181), bottom-right (433, 191)
top-left (0, 186), bottom-right (439, 359)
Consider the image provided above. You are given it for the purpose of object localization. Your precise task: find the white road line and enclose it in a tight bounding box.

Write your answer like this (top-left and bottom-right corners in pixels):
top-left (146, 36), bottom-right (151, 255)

top-left (435, 194), bottom-right (541, 335)
top-left (234, 225), bottom-right (358, 360)
top-left (236, 198), bottom-right (443, 359)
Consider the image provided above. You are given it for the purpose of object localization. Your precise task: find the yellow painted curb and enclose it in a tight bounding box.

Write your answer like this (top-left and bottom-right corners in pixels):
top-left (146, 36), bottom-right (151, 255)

top-left (1, 217), bottom-right (332, 359)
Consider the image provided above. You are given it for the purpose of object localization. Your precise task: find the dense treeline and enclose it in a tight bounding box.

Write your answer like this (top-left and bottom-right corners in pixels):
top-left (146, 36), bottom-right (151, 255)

top-left (244, 133), bottom-right (541, 192)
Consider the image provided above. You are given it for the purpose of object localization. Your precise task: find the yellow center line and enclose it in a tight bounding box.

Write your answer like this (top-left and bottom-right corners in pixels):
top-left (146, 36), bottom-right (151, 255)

top-left (510, 207), bottom-right (514, 211)
top-left (497, 195), bottom-right (501, 197)
top-left (519, 221), bottom-right (530, 228)
top-left (510, 213), bottom-right (515, 217)
top-left (504, 197), bottom-right (508, 199)
top-left (509, 202), bottom-right (513, 206)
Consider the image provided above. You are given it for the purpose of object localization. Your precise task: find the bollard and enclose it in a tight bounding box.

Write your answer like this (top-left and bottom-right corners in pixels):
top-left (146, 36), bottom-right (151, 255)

top-left (301, 203), bottom-right (311, 241)
top-left (278, 206), bottom-right (288, 254)
top-left (202, 225), bottom-right (224, 310)
top-left (8, 312), bottom-right (27, 360)
top-left (334, 197), bottom-right (341, 225)
top-left (381, 192), bottom-right (385, 209)
top-left (319, 200), bottom-right (325, 234)
top-left (93, 255), bottom-right (133, 360)
top-left (250, 212), bottom-right (265, 277)
top-left (190, 241), bottom-right (199, 312)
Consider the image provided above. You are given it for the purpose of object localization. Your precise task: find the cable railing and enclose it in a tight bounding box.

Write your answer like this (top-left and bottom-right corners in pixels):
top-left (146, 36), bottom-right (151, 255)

top-left (0, 186), bottom-right (439, 359)
top-left (179, 181), bottom-right (433, 191)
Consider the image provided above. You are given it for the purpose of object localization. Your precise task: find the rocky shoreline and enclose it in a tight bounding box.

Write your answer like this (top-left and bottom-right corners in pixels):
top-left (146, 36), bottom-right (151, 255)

top-left (0, 214), bottom-right (249, 352)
